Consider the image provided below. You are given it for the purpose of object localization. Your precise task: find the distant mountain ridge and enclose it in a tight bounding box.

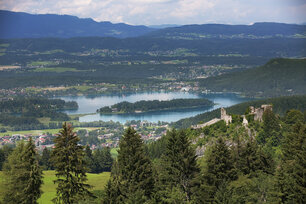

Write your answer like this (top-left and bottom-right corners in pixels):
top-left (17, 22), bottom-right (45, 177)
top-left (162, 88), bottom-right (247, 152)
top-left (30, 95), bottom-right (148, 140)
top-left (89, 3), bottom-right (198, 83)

top-left (0, 10), bottom-right (156, 38)
top-left (1, 10), bottom-right (306, 39)
top-left (147, 22), bottom-right (306, 39)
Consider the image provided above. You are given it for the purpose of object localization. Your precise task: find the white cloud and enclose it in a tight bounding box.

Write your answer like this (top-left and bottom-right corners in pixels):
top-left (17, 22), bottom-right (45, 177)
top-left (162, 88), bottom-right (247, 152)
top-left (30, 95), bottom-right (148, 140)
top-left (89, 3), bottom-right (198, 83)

top-left (0, 0), bottom-right (305, 25)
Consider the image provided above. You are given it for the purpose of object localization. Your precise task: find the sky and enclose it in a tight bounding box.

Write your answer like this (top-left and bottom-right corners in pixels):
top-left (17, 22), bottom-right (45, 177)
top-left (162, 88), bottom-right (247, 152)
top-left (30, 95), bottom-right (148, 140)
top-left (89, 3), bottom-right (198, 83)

top-left (0, 0), bottom-right (305, 25)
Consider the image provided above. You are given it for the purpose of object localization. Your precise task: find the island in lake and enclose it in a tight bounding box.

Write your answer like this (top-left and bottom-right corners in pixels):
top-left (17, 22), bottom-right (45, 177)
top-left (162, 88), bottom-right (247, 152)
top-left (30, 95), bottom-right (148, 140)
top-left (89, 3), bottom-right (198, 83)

top-left (97, 98), bottom-right (214, 114)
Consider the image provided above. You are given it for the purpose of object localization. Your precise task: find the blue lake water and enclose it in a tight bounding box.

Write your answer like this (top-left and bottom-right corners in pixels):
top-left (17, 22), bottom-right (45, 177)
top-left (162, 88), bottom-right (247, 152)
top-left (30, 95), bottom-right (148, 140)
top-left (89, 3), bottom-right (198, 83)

top-left (58, 92), bottom-right (251, 123)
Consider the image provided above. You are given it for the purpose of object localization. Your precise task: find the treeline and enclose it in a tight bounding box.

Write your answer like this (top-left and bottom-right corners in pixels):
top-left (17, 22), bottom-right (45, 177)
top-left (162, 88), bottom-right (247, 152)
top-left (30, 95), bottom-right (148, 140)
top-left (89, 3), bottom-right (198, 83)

top-left (199, 58), bottom-right (306, 97)
top-left (98, 98), bottom-right (213, 114)
top-left (173, 95), bottom-right (306, 129)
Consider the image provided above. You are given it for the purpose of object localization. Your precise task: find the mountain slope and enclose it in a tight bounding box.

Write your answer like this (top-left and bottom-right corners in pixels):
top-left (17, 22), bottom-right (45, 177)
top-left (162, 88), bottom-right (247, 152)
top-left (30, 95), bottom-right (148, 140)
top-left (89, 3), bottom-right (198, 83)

top-left (199, 58), bottom-right (306, 97)
top-left (0, 10), bottom-right (156, 38)
top-left (148, 22), bottom-right (306, 39)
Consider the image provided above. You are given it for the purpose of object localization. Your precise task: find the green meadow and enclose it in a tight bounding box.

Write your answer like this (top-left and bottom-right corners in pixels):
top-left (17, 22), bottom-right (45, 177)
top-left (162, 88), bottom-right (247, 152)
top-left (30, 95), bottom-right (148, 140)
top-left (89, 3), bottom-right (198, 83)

top-left (33, 67), bottom-right (79, 73)
top-left (0, 127), bottom-right (102, 137)
top-left (0, 171), bottom-right (110, 203)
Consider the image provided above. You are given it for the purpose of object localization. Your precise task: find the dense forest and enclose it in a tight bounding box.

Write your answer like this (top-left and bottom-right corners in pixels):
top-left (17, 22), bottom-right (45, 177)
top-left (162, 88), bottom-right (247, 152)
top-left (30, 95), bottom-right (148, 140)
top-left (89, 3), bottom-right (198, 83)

top-left (98, 98), bottom-right (213, 114)
top-left (0, 97), bottom-right (77, 130)
top-left (199, 58), bottom-right (306, 97)
top-left (0, 105), bottom-right (305, 203)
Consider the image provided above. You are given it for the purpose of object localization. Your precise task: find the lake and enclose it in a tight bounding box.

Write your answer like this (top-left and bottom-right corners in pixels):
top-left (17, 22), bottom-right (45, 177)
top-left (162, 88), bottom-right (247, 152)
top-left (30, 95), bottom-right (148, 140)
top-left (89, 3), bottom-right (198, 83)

top-left (58, 92), bottom-right (251, 123)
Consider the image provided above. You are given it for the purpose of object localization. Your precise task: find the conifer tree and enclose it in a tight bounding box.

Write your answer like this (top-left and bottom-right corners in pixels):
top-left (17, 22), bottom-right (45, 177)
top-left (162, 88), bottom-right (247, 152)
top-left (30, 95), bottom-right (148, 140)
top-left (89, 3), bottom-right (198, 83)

top-left (258, 108), bottom-right (281, 146)
top-left (103, 161), bottom-right (125, 204)
top-left (238, 138), bottom-right (274, 176)
top-left (51, 122), bottom-right (93, 204)
top-left (92, 147), bottom-right (113, 173)
top-left (40, 147), bottom-right (53, 170)
top-left (3, 138), bottom-right (43, 204)
top-left (277, 122), bottom-right (306, 203)
top-left (158, 129), bottom-right (199, 202)
top-left (198, 137), bottom-right (237, 203)
top-left (84, 145), bottom-right (95, 172)
top-left (118, 127), bottom-right (154, 200)
top-left (104, 127), bottom-right (154, 203)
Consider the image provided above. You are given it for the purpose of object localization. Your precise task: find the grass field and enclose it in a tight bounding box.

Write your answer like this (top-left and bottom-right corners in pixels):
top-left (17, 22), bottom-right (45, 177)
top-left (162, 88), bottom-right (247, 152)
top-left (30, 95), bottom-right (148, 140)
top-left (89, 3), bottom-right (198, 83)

top-left (0, 127), bottom-right (102, 137)
top-left (33, 67), bottom-right (79, 73)
top-left (0, 171), bottom-right (110, 203)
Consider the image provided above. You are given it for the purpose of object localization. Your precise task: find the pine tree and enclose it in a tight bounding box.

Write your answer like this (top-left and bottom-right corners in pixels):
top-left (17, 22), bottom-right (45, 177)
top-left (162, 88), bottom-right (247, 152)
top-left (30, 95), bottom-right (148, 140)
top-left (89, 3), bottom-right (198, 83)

top-left (103, 161), bottom-right (125, 204)
top-left (277, 122), bottom-right (306, 203)
top-left (102, 147), bottom-right (113, 172)
top-left (40, 147), bottom-right (53, 170)
top-left (3, 138), bottom-right (43, 204)
top-left (104, 127), bottom-right (154, 203)
top-left (92, 147), bottom-right (113, 173)
top-left (84, 145), bottom-right (95, 172)
top-left (199, 137), bottom-right (237, 203)
top-left (23, 137), bottom-right (44, 203)
top-left (238, 138), bottom-right (274, 176)
top-left (258, 108), bottom-right (281, 146)
top-left (158, 129), bottom-right (199, 202)
top-left (51, 122), bottom-right (93, 204)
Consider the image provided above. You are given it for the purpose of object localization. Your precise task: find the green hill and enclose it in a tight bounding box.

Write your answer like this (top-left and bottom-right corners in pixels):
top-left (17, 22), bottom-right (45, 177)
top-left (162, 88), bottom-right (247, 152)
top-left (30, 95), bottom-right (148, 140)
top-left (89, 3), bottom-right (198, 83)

top-left (199, 58), bottom-right (306, 97)
top-left (173, 95), bottom-right (306, 129)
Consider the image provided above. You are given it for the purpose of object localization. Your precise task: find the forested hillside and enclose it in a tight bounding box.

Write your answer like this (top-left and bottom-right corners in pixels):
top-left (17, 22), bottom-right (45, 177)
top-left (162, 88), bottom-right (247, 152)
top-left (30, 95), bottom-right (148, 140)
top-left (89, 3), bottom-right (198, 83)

top-left (199, 58), bottom-right (306, 97)
top-left (0, 98), bottom-right (77, 130)
top-left (173, 95), bottom-right (306, 128)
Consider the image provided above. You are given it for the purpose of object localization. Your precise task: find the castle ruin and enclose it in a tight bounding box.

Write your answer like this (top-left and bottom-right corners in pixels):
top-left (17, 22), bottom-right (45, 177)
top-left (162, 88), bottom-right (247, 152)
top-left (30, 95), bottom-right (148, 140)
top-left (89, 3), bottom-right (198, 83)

top-left (192, 104), bottom-right (273, 129)
top-left (249, 104), bottom-right (272, 122)
top-left (221, 107), bottom-right (232, 125)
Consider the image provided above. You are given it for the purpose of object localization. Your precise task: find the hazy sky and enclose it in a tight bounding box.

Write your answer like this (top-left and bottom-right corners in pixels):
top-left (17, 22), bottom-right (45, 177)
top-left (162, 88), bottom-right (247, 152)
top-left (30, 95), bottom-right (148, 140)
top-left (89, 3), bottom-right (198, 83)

top-left (0, 0), bottom-right (305, 25)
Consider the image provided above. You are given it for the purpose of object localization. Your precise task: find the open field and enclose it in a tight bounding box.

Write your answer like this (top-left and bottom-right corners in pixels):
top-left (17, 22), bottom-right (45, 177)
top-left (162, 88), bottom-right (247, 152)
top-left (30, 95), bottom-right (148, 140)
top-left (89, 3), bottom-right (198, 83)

top-left (42, 86), bottom-right (67, 91)
top-left (0, 127), bottom-right (102, 137)
top-left (33, 67), bottom-right (79, 73)
top-left (0, 65), bottom-right (21, 70)
top-left (0, 171), bottom-right (110, 203)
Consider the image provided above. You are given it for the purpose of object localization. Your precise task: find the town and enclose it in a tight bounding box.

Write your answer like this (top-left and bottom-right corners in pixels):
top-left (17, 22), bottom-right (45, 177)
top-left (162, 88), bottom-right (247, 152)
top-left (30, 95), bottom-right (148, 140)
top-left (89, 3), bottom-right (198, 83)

top-left (0, 120), bottom-right (169, 151)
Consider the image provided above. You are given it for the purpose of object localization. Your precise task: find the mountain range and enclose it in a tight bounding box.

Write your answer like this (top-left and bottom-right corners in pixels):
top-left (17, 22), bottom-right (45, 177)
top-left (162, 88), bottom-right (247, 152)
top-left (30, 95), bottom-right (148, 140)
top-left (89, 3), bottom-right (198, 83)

top-left (0, 10), bottom-right (155, 38)
top-left (0, 10), bottom-right (305, 39)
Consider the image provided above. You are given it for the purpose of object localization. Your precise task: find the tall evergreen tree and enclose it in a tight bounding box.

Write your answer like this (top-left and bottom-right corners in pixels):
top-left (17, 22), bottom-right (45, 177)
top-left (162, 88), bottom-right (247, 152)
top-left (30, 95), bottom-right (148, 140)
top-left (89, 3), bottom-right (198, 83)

top-left (51, 122), bottom-right (93, 204)
top-left (158, 129), bottom-right (199, 202)
top-left (0, 144), bottom-right (13, 170)
top-left (84, 145), bottom-right (95, 172)
top-left (196, 137), bottom-right (237, 203)
top-left (103, 161), bottom-right (125, 204)
top-left (277, 122), bottom-right (306, 203)
top-left (3, 138), bottom-right (43, 204)
top-left (92, 147), bottom-right (113, 173)
top-left (258, 108), bottom-right (281, 146)
top-left (103, 127), bottom-right (154, 203)
top-left (237, 138), bottom-right (274, 176)
top-left (40, 147), bottom-right (53, 170)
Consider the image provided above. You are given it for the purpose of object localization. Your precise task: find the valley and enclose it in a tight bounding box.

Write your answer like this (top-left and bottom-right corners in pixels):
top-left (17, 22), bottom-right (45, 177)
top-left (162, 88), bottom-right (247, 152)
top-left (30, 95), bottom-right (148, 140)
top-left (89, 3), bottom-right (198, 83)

top-left (0, 9), bottom-right (305, 203)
